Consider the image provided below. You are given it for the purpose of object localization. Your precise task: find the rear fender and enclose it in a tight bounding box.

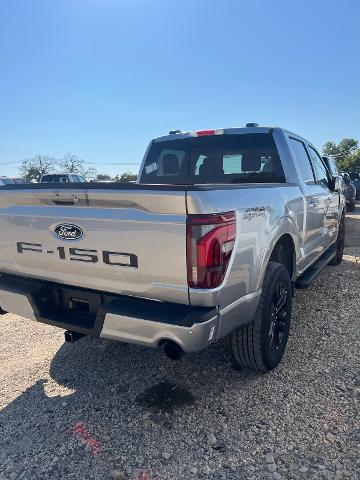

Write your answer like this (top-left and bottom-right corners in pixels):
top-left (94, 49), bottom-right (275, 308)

top-left (256, 216), bottom-right (300, 289)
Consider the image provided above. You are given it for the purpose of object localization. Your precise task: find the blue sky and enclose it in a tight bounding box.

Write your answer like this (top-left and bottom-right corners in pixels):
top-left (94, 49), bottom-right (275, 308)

top-left (0, 0), bottom-right (359, 178)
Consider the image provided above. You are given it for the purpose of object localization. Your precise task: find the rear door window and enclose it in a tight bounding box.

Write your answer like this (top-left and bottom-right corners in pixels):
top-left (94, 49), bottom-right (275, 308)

top-left (323, 157), bottom-right (338, 176)
top-left (307, 146), bottom-right (330, 188)
top-left (140, 133), bottom-right (285, 184)
top-left (288, 138), bottom-right (315, 184)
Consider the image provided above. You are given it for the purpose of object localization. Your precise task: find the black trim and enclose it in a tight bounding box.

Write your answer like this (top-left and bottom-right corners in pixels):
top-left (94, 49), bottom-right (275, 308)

top-left (0, 274), bottom-right (217, 334)
top-left (295, 247), bottom-right (336, 289)
top-left (0, 182), bottom-right (296, 193)
top-left (0, 183), bottom-right (88, 190)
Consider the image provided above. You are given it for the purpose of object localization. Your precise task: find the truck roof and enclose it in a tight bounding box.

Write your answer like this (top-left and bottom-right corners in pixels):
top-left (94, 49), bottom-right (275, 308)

top-left (154, 125), bottom-right (312, 146)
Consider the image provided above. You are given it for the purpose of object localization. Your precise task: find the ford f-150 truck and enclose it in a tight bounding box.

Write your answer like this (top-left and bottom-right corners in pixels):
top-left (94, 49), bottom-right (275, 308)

top-left (0, 125), bottom-right (345, 372)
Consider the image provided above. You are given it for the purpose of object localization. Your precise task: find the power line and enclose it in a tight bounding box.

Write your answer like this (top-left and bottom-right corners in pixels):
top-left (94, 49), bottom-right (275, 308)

top-left (0, 161), bottom-right (22, 166)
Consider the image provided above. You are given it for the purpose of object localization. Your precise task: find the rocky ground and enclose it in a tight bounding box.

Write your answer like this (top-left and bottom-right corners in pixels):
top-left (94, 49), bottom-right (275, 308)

top-left (0, 206), bottom-right (359, 480)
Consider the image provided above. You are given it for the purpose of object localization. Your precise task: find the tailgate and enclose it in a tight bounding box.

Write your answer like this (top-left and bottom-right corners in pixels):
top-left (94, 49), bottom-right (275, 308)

top-left (0, 185), bottom-right (188, 304)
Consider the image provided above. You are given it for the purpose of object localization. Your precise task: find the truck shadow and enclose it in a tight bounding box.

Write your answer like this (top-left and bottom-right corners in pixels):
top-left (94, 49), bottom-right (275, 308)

top-left (0, 337), bottom-right (261, 478)
top-left (46, 335), bottom-right (252, 413)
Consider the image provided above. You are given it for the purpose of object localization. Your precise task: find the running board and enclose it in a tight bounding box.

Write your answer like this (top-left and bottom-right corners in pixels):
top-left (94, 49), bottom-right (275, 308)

top-left (295, 248), bottom-right (336, 289)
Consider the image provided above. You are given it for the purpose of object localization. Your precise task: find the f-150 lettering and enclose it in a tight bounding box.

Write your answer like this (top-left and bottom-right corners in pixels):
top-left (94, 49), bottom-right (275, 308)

top-left (16, 242), bottom-right (138, 268)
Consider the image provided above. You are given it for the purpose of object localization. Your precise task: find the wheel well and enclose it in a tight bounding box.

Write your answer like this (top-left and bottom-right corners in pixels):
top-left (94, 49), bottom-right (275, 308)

top-left (269, 234), bottom-right (295, 280)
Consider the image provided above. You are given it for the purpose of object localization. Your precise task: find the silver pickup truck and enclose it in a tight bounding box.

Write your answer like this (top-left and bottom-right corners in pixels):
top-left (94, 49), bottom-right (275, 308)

top-left (0, 125), bottom-right (345, 372)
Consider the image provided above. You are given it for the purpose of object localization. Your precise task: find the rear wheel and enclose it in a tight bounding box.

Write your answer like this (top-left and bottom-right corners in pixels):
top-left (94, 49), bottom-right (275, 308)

top-left (329, 213), bottom-right (345, 266)
top-left (231, 262), bottom-right (292, 373)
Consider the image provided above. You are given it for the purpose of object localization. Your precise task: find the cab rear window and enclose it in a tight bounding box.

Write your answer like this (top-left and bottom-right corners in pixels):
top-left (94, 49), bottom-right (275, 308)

top-left (41, 175), bottom-right (69, 183)
top-left (140, 133), bottom-right (285, 184)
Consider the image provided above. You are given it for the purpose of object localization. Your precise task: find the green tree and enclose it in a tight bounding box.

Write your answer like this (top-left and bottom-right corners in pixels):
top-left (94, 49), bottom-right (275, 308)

top-left (114, 172), bottom-right (137, 183)
top-left (342, 150), bottom-right (360, 173)
top-left (96, 173), bottom-right (112, 181)
top-left (323, 138), bottom-right (359, 171)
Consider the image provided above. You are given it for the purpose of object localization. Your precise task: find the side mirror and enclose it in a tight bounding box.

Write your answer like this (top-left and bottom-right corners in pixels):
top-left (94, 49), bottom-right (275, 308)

top-left (332, 175), bottom-right (343, 192)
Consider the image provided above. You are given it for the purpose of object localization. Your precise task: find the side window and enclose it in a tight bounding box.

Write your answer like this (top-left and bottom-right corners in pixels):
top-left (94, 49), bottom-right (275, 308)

top-left (330, 161), bottom-right (339, 176)
top-left (308, 146), bottom-right (330, 187)
top-left (288, 138), bottom-right (315, 184)
top-left (323, 156), bottom-right (339, 177)
top-left (194, 155), bottom-right (206, 175)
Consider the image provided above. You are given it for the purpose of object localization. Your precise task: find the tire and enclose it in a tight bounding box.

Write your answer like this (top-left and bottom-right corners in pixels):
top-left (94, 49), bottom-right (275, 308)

top-left (329, 213), bottom-right (345, 266)
top-left (347, 202), bottom-right (355, 212)
top-left (231, 262), bottom-right (292, 373)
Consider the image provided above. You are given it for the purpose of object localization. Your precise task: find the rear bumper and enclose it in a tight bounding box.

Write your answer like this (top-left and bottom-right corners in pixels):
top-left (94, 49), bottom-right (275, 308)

top-left (0, 274), bottom-right (260, 352)
top-left (101, 310), bottom-right (217, 352)
top-left (0, 274), bottom-right (218, 352)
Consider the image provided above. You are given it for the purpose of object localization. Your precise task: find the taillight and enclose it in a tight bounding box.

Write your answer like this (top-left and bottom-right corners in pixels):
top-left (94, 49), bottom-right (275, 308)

top-left (186, 212), bottom-right (236, 289)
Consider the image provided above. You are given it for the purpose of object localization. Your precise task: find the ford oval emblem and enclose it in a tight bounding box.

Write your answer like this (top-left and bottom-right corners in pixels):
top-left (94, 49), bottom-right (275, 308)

top-left (54, 223), bottom-right (83, 241)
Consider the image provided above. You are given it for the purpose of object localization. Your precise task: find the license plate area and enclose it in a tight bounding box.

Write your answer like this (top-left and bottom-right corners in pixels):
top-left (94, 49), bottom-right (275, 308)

top-left (70, 297), bottom-right (90, 313)
top-left (50, 287), bottom-right (102, 319)
top-left (33, 286), bottom-right (104, 330)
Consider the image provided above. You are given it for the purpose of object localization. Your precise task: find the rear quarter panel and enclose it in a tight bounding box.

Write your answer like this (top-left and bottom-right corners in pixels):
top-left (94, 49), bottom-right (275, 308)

top-left (186, 184), bottom-right (304, 309)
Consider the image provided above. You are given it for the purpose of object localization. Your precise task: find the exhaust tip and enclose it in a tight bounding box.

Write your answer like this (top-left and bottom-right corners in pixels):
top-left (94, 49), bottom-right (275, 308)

top-left (163, 341), bottom-right (184, 361)
top-left (64, 330), bottom-right (85, 343)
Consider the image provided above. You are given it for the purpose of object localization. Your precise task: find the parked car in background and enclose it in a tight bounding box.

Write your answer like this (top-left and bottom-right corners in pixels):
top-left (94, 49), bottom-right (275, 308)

top-left (12, 178), bottom-right (26, 185)
top-left (341, 173), bottom-right (356, 211)
top-left (40, 173), bottom-right (87, 183)
top-left (0, 176), bottom-right (15, 186)
top-left (92, 179), bottom-right (114, 183)
top-left (348, 172), bottom-right (360, 200)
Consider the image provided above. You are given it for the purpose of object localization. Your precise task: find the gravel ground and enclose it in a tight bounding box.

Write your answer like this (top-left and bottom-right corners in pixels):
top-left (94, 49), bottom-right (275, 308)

top-left (0, 207), bottom-right (359, 480)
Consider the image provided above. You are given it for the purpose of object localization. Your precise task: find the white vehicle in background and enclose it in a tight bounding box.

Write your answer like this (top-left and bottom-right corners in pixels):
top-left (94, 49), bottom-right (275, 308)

top-left (12, 178), bottom-right (26, 185)
top-left (40, 174), bottom-right (87, 183)
top-left (0, 176), bottom-right (15, 186)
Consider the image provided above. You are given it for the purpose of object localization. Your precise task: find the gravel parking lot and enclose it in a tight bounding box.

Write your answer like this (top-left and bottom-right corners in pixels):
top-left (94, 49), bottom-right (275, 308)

top-left (0, 207), bottom-right (359, 480)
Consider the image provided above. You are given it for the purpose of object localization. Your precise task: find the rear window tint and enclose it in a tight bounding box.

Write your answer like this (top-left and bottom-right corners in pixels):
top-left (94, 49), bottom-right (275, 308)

top-left (140, 133), bottom-right (285, 184)
top-left (41, 175), bottom-right (69, 183)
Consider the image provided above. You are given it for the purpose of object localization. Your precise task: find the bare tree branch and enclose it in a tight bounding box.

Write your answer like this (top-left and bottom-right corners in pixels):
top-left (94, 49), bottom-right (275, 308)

top-left (19, 155), bottom-right (57, 182)
top-left (58, 153), bottom-right (97, 180)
